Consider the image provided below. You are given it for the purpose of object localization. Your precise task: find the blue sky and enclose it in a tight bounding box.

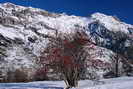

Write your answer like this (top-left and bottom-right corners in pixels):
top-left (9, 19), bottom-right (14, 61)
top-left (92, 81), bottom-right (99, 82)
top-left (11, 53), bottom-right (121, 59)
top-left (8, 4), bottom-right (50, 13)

top-left (0, 0), bottom-right (133, 24)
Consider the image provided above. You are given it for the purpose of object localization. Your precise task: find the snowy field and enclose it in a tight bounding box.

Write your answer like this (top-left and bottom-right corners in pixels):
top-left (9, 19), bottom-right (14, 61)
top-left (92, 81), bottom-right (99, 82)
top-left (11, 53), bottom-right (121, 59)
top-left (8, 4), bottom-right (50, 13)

top-left (0, 77), bottom-right (133, 89)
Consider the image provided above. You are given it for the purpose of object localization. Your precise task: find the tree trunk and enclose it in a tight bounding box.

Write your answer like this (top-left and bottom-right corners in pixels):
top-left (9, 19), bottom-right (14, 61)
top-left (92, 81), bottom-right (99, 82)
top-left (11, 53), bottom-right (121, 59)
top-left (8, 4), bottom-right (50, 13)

top-left (115, 54), bottom-right (119, 77)
top-left (65, 79), bottom-right (78, 89)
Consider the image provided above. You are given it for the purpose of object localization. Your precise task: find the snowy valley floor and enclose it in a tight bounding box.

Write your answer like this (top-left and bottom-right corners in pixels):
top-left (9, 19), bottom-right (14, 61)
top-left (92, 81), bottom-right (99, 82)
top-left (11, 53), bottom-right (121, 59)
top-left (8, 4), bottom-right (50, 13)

top-left (0, 77), bottom-right (133, 89)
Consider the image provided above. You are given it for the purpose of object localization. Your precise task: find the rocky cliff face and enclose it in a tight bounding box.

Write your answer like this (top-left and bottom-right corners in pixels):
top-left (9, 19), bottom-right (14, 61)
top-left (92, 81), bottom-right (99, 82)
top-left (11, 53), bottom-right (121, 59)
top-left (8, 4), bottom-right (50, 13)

top-left (0, 2), bottom-right (133, 81)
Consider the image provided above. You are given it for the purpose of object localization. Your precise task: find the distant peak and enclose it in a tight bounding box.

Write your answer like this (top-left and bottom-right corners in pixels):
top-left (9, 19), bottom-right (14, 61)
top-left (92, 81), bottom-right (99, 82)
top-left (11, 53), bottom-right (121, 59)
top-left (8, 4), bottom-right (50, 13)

top-left (91, 12), bottom-right (106, 18)
top-left (91, 12), bottom-right (121, 23)
top-left (91, 12), bottom-right (113, 21)
top-left (91, 12), bottom-right (132, 34)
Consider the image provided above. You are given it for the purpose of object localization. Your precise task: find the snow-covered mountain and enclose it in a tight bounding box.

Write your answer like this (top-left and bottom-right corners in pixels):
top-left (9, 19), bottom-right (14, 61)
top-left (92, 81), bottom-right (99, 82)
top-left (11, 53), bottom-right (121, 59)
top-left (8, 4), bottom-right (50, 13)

top-left (0, 2), bottom-right (133, 81)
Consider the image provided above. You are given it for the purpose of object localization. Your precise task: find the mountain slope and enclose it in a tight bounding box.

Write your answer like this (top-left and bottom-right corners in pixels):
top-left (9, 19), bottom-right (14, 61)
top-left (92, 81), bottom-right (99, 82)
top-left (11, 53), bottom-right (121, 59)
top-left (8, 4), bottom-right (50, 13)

top-left (0, 2), bottom-right (133, 81)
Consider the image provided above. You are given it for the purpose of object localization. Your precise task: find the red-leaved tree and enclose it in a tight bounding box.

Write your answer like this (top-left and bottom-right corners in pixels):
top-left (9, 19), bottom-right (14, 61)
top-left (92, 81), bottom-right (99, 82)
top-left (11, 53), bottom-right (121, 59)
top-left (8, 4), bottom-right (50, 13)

top-left (37, 31), bottom-right (92, 88)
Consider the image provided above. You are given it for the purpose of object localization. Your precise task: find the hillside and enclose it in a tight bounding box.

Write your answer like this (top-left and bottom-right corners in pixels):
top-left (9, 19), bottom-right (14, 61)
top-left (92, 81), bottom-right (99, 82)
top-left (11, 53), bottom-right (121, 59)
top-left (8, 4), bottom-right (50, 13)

top-left (0, 2), bottom-right (133, 82)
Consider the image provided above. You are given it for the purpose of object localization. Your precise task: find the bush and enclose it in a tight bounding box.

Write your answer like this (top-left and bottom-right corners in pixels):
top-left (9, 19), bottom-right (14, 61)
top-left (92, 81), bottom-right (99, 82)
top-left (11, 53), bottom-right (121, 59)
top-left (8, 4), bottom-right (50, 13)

top-left (14, 69), bottom-right (28, 82)
top-left (33, 68), bottom-right (48, 81)
top-left (6, 69), bottom-right (28, 82)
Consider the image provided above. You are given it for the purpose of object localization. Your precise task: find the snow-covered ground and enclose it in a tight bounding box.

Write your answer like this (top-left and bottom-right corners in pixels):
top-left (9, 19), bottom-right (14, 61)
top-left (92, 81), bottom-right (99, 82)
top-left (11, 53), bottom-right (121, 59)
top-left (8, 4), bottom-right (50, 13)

top-left (0, 77), bottom-right (133, 89)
